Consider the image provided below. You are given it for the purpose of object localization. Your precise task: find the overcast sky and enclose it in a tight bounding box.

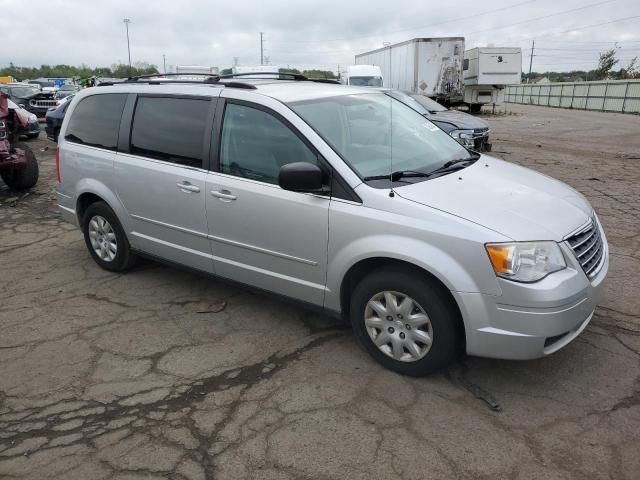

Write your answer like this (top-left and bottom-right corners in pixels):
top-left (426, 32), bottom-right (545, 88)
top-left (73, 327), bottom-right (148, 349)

top-left (2, 0), bottom-right (639, 73)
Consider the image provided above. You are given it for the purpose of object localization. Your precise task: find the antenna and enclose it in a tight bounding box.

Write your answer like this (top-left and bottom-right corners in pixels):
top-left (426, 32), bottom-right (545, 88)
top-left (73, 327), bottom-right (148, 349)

top-left (389, 95), bottom-right (394, 197)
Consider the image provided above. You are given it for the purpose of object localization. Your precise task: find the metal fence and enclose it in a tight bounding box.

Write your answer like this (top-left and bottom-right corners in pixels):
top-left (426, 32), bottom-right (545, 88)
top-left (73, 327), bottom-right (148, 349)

top-left (504, 80), bottom-right (640, 113)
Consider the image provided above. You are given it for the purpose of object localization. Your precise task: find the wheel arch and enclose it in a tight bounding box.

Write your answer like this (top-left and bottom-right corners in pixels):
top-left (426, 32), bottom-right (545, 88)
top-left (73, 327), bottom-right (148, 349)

top-left (338, 257), bottom-right (467, 351)
top-left (74, 180), bottom-right (130, 232)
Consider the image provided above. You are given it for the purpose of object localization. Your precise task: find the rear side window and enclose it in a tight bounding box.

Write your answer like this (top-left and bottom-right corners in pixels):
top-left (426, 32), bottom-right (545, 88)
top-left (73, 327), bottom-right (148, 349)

top-left (65, 94), bottom-right (127, 150)
top-left (130, 96), bottom-right (210, 168)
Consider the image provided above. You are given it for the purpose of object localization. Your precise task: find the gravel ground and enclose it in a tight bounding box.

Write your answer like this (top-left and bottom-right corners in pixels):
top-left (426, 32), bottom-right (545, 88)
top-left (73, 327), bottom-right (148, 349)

top-left (1, 105), bottom-right (639, 480)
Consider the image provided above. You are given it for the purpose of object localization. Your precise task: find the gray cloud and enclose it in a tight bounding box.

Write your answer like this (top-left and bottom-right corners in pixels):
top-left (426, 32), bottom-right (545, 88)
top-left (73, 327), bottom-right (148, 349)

top-left (2, 0), bottom-right (639, 72)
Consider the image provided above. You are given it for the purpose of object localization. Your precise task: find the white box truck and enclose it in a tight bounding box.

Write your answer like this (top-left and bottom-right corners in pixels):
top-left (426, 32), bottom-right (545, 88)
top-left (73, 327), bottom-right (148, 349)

top-left (341, 65), bottom-right (383, 87)
top-left (463, 47), bottom-right (522, 112)
top-left (355, 37), bottom-right (465, 104)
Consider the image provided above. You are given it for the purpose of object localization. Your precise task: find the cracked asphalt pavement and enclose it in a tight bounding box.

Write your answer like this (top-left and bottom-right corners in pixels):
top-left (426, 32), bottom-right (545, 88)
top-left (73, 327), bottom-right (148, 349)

top-left (1, 105), bottom-right (639, 479)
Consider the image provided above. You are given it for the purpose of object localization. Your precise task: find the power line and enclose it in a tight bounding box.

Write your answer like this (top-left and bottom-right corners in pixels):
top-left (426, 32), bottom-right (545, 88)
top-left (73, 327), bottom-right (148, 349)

top-left (466, 0), bottom-right (619, 35)
top-left (268, 0), bottom-right (538, 45)
top-left (497, 14), bottom-right (640, 45)
top-left (269, 5), bottom-right (636, 61)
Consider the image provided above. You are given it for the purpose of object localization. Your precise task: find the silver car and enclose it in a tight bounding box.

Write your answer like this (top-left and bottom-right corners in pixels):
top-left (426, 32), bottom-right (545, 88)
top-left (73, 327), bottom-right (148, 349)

top-left (56, 76), bottom-right (608, 376)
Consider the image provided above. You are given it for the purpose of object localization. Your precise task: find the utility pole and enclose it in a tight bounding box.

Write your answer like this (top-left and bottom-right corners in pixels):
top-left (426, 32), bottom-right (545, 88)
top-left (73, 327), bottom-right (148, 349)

top-left (123, 18), bottom-right (132, 77)
top-left (260, 32), bottom-right (264, 65)
top-left (162, 54), bottom-right (166, 74)
top-left (527, 40), bottom-right (535, 84)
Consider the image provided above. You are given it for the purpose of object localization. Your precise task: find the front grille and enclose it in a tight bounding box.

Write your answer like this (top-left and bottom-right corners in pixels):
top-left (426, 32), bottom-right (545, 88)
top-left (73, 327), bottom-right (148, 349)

top-left (473, 128), bottom-right (490, 150)
top-left (30, 99), bottom-right (57, 109)
top-left (566, 219), bottom-right (604, 278)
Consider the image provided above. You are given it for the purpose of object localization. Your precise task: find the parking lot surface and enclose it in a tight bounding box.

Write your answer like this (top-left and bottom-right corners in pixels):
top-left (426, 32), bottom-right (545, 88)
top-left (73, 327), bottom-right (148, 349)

top-left (1, 105), bottom-right (639, 479)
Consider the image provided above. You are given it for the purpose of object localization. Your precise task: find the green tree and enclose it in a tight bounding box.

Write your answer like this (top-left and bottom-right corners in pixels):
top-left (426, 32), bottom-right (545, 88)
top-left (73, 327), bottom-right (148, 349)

top-left (614, 57), bottom-right (640, 80)
top-left (0, 63), bottom-right (159, 81)
top-left (302, 69), bottom-right (337, 79)
top-left (279, 67), bottom-right (302, 75)
top-left (592, 49), bottom-right (618, 80)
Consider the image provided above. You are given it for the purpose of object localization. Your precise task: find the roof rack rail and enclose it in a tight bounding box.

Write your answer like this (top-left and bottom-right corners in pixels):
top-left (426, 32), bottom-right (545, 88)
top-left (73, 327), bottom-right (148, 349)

top-left (98, 73), bottom-right (257, 90)
top-left (98, 72), bottom-right (341, 88)
top-left (208, 72), bottom-right (341, 84)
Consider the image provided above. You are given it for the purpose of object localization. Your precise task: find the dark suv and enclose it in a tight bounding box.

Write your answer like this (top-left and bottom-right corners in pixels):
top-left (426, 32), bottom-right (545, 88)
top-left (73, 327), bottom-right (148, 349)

top-left (386, 90), bottom-right (492, 152)
top-left (0, 83), bottom-right (57, 118)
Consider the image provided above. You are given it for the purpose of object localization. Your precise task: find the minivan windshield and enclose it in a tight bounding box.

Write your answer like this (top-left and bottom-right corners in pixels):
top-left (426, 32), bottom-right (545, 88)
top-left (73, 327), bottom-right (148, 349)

top-left (349, 76), bottom-right (383, 87)
top-left (290, 93), bottom-right (472, 182)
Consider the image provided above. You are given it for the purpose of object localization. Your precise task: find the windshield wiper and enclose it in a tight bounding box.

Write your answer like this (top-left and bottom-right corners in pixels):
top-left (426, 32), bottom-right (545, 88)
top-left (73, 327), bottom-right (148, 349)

top-left (363, 153), bottom-right (480, 183)
top-left (424, 154), bottom-right (480, 176)
top-left (363, 170), bottom-right (432, 182)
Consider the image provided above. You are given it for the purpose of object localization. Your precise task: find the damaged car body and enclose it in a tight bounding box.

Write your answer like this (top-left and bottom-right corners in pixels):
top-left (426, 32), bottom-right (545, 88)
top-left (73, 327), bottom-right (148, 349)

top-left (0, 92), bottom-right (39, 189)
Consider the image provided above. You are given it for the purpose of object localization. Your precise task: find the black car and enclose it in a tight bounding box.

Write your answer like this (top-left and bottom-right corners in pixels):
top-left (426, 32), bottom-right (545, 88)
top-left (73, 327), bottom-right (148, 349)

top-left (386, 90), bottom-right (492, 152)
top-left (45, 97), bottom-right (73, 142)
top-left (0, 83), bottom-right (58, 118)
top-left (56, 84), bottom-right (80, 99)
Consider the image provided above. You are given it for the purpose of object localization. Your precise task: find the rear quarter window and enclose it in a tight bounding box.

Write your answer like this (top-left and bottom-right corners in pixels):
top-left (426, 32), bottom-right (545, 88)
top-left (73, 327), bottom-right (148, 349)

top-left (130, 96), bottom-right (210, 169)
top-left (65, 94), bottom-right (128, 150)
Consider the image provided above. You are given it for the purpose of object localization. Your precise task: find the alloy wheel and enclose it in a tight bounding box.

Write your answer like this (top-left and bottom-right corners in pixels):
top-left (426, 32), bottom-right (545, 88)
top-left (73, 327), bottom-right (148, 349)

top-left (88, 215), bottom-right (118, 262)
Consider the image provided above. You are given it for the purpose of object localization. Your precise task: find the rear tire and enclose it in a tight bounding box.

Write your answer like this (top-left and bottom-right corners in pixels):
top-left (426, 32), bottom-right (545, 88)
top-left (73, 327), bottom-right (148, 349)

top-left (82, 201), bottom-right (136, 272)
top-left (349, 267), bottom-right (461, 376)
top-left (27, 132), bottom-right (40, 140)
top-left (0, 144), bottom-right (39, 189)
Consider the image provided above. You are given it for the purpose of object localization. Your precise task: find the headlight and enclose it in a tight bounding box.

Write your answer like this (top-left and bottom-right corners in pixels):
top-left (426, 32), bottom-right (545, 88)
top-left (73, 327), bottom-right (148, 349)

top-left (450, 129), bottom-right (475, 147)
top-left (485, 241), bottom-right (566, 282)
top-left (28, 114), bottom-right (37, 123)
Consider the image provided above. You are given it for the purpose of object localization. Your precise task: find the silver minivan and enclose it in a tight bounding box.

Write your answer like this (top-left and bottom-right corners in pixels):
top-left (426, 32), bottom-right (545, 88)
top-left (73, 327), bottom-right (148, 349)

top-left (56, 75), bottom-right (608, 376)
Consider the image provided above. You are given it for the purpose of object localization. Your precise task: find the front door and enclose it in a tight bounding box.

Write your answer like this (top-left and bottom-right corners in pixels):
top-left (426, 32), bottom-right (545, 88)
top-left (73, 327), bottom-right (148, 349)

top-left (114, 95), bottom-right (216, 273)
top-left (206, 100), bottom-right (330, 305)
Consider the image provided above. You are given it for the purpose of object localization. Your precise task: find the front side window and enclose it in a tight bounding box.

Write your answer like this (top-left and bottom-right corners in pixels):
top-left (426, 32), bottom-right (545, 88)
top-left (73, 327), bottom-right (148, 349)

top-left (219, 103), bottom-right (318, 185)
top-left (65, 94), bottom-right (127, 150)
top-left (290, 93), bottom-right (470, 182)
top-left (130, 97), bottom-right (210, 168)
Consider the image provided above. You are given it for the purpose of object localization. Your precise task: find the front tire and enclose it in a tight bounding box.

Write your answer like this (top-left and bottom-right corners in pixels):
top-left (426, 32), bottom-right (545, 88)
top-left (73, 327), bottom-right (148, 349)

top-left (82, 201), bottom-right (136, 272)
top-left (350, 268), bottom-right (461, 376)
top-left (0, 144), bottom-right (39, 189)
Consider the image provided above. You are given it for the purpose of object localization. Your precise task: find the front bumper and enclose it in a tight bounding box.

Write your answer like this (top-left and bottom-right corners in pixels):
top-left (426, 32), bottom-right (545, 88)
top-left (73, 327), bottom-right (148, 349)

top-left (454, 233), bottom-right (608, 360)
top-left (453, 128), bottom-right (491, 152)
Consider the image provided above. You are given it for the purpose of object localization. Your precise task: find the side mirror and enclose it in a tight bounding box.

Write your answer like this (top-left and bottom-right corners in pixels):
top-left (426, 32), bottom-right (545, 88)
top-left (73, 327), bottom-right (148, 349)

top-left (278, 162), bottom-right (325, 193)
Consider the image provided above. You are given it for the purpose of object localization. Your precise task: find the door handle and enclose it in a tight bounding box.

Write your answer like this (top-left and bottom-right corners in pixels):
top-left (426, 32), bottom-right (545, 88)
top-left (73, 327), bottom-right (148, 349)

top-left (210, 190), bottom-right (237, 201)
top-left (176, 182), bottom-right (200, 193)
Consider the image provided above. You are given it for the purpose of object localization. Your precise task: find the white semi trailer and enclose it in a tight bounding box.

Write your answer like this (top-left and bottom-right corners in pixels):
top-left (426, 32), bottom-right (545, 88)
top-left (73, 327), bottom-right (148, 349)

top-left (176, 65), bottom-right (220, 75)
top-left (232, 65), bottom-right (282, 75)
top-left (463, 47), bottom-right (522, 112)
top-left (355, 37), bottom-right (465, 105)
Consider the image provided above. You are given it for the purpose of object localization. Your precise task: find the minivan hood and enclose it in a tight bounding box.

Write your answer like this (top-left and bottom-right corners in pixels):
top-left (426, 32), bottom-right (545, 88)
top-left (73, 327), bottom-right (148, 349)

top-left (396, 156), bottom-right (592, 240)
top-left (426, 109), bottom-right (488, 130)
